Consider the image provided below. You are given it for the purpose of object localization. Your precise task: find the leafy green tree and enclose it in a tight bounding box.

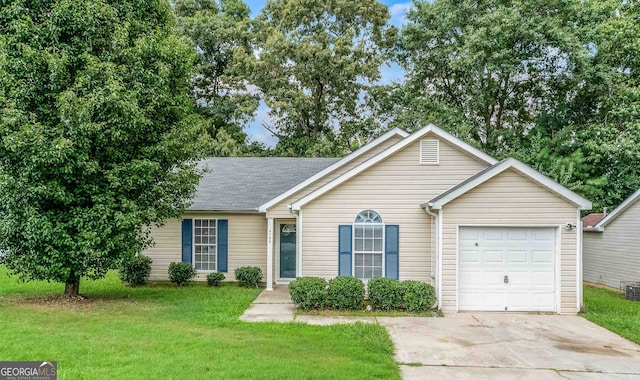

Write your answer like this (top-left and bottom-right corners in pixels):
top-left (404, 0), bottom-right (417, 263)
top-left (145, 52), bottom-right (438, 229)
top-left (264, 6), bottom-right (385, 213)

top-left (0, 0), bottom-right (209, 296)
top-left (175, 0), bottom-right (259, 155)
top-left (241, 0), bottom-right (397, 156)
top-left (399, 0), bottom-right (585, 155)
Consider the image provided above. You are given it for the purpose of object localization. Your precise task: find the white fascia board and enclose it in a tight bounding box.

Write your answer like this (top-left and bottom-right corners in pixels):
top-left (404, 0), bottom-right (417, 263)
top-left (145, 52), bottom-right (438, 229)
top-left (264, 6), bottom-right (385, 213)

top-left (291, 124), bottom-right (499, 211)
top-left (595, 188), bottom-right (640, 228)
top-left (257, 128), bottom-right (408, 212)
top-left (429, 158), bottom-right (593, 210)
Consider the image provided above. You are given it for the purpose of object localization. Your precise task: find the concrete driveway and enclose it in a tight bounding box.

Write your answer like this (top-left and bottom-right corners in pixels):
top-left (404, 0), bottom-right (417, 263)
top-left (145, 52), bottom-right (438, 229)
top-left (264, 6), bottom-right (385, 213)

top-left (378, 313), bottom-right (640, 379)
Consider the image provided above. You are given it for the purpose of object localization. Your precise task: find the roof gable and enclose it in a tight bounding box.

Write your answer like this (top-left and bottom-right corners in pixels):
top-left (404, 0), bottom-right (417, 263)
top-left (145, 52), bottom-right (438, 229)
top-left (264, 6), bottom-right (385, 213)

top-left (425, 158), bottom-right (592, 210)
top-left (258, 128), bottom-right (408, 212)
top-left (291, 124), bottom-right (498, 211)
top-left (595, 188), bottom-right (640, 228)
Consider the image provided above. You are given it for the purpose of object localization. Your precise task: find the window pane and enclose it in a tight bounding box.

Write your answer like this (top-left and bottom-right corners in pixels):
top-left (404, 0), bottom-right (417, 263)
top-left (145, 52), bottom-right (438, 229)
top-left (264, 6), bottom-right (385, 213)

top-left (355, 253), bottom-right (363, 266)
top-left (209, 227), bottom-right (216, 236)
top-left (364, 254), bottom-right (373, 266)
top-left (209, 235), bottom-right (216, 244)
top-left (364, 267), bottom-right (373, 279)
top-left (365, 239), bottom-right (373, 251)
top-left (374, 254), bottom-right (382, 266)
top-left (373, 239), bottom-right (382, 252)
top-left (374, 266), bottom-right (383, 278)
top-left (374, 226), bottom-right (382, 238)
top-left (195, 220), bottom-right (201, 227)
top-left (355, 239), bottom-right (363, 251)
top-left (364, 226), bottom-right (372, 239)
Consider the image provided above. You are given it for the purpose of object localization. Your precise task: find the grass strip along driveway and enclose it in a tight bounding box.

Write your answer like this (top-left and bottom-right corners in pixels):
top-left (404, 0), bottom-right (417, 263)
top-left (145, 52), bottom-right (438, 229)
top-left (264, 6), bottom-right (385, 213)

top-left (582, 285), bottom-right (640, 345)
top-left (0, 267), bottom-right (399, 379)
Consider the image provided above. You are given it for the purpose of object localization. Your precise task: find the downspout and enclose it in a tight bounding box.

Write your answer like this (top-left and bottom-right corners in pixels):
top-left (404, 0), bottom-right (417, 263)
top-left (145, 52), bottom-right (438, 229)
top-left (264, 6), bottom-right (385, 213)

top-left (424, 205), bottom-right (441, 311)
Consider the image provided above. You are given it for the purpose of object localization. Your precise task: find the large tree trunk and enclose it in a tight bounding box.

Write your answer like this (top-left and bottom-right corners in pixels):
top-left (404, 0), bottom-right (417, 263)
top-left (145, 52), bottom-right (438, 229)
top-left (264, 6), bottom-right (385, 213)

top-left (64, 278), bottom-right (80, 297)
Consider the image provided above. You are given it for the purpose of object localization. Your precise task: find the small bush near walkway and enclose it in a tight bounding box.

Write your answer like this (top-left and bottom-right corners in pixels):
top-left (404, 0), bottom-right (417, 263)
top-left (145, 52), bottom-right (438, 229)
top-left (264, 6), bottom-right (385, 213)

top-left (289, 277), bottom-right (329, 310)
top-left (168, 262), bottom-right (196, 286)
top-left (206, 272), bottom-right (225, 287)
top-left (235, 266), bottom-right (263, 287)
top-left (328, 276), bottom-right (365, 310)
top-left (400, 280), bottom-right (436, 312)
top-left (368, 277), bottom-right (402, 311)
top-left (119, 255), bottom-right (152, 287)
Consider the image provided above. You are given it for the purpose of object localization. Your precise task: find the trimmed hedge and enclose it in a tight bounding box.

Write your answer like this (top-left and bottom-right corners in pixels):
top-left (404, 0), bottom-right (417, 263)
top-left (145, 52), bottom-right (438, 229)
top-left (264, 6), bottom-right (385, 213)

top-left (289, 277), bottom-right (328, 310)
top-left (235, 266), bottom-right (262, 288)
top-left (206, 272), bottom-right (225, 287)
top-left (328, 276), bottom-right (365, 310)
top-left (119, 255), bottom-right (152, 287)
top-left (368, 277), bottom-right (402, 310)
top-left (168, 262), bottom-right (196, 286)
top-left (400, 280), bottom-right (436, 312)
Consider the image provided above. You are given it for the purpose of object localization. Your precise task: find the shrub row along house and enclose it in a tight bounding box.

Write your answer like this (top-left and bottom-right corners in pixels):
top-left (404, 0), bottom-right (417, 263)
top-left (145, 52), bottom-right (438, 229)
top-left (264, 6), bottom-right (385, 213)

top-left (143, 125), bottom-right (592, 314)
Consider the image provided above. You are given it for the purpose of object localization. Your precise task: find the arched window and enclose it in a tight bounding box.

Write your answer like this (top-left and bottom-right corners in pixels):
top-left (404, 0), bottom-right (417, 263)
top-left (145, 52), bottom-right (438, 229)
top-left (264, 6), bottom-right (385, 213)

top-left (354, 210), bottom-right (384, 280)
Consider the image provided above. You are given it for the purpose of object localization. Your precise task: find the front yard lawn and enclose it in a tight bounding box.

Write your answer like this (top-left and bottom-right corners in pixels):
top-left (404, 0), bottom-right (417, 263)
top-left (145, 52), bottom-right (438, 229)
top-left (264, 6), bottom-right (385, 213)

top-left (0, 267), bottom-right (399, 379)
top-left (582, 285), bottom-right (640, 344)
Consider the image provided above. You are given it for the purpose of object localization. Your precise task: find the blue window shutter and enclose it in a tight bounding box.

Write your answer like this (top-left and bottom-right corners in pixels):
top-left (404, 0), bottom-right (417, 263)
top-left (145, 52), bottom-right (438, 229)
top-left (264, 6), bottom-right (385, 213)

top-left (385, 225), bottom-right (399, 280)
top-left (182, 219), bottom-right (193, 264)
top-left (217, 219), bottom-right (228, 272)
top-left (338, 225), bottom-right (352, 276)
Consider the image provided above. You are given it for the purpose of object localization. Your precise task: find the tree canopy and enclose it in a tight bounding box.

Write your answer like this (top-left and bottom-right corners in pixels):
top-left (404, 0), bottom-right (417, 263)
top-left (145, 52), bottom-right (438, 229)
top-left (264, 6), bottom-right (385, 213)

top-left (0, 0), bottom-right (209, 295)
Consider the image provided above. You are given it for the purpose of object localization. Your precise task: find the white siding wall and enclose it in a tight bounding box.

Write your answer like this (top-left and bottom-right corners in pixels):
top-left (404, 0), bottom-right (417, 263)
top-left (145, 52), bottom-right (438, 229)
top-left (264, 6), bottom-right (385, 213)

top-left (301, 136), bottom-right (488, 282)
top-left (266, 135), bottom-right (403, 219)
top-left (442, 169), bottom-right (579, 314)
top-left (583, 200), bottom-right (640, 289)
top-left (144, 213), bottom-right (267, 281)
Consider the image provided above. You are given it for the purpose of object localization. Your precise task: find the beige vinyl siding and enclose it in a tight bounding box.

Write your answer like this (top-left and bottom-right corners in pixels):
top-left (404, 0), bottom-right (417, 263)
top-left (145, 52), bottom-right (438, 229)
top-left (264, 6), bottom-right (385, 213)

top-left (266, 135), bottom-right (403, 219)
top-left (583, 200), bottom-right (640, 289)
top-left (144, 213), bottom-right (267, 281)
top-left (441, 169), bottom-right (579, 314)
top-left (301, 135), bottom-right (489, 282)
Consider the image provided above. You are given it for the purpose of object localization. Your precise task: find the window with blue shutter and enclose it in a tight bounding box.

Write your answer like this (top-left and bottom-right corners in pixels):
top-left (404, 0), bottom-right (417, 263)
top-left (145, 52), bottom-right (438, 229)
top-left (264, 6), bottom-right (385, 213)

top-left (181, 219), bottom-right (193, 264)
top-left (217, 220), bottom-right (228, 272)
top-left (385, 225), bottom-right (399, 280)
top-left (338, 225), bottom-right (352, 276)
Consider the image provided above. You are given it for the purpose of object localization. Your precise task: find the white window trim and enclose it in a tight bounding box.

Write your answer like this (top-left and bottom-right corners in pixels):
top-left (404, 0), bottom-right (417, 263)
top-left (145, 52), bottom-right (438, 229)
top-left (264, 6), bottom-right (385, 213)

top-left (192, 218), bottom-right (218, 273)
top-left (352, 211), bottom-right (385, 280)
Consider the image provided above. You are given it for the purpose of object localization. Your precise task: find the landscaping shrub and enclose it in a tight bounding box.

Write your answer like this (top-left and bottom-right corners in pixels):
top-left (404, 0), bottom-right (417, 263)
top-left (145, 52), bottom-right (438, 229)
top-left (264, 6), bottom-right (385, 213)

top-left (368, 277), bottom-right (402, 310)
top-left (168, 262), bottom-right (196, 286)
top-left (206, 272), bottom-right (225, 287)
top-left (235, 266), bottom-right (263, 288)
top-left (328, 276), bottom-right (365, 310)
top-left (118, 255), bottom-right (152, 287)
top-left (400, 281), bottom-right (436, 312)
top-left (289, 277), bottom-right (328, 310)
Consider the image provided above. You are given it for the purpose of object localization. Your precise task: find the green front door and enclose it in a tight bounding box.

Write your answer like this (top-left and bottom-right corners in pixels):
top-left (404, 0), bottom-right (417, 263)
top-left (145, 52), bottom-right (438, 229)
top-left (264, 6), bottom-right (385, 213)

top-left (279, 224), bottom-right (296, 279)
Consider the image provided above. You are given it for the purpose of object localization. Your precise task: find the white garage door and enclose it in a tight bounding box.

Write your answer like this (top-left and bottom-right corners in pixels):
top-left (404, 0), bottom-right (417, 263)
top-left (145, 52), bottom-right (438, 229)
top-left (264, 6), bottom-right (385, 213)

top-left (458, 227), bottom-right (556, 312)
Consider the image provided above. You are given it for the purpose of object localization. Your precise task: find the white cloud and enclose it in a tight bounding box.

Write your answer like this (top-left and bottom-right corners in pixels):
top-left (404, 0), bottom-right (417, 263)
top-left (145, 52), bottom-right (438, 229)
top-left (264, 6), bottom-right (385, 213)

top-left (388, 2), bottom-right (413, 27)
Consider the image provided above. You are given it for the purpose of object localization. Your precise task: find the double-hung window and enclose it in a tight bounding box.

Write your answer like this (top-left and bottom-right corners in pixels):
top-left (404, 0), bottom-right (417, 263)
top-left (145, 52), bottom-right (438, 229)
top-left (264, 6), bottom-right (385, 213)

top-left (354, 210), bottom-right (384, 280)
top-left (194, 219), bottom-right (217, 271)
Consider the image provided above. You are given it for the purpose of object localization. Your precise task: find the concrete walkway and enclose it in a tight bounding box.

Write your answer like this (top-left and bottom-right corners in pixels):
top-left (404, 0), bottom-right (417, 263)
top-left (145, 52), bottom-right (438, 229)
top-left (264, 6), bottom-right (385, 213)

top-left (239, 286), bottom-right (376, 325)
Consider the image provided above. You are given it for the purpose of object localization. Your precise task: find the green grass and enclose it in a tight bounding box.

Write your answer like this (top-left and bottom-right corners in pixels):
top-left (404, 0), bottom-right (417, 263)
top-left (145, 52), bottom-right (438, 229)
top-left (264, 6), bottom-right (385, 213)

top-left (0, 267), bottom-right (399, 379)
top-left (581, 285), bottom-right (640, 344)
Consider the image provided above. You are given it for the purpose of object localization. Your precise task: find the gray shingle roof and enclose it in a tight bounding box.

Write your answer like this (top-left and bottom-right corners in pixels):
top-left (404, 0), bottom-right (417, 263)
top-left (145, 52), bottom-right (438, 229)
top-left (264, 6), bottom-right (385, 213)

top-left (188, 157), bottom-right (341, 211)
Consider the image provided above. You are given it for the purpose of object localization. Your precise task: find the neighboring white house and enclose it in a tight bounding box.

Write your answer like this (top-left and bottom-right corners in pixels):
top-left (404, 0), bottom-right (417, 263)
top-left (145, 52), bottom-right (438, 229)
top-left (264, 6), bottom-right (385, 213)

top-left (583, 189), bottom-right (640, 289)
top-left (143, 125), bottom-right (592, 314)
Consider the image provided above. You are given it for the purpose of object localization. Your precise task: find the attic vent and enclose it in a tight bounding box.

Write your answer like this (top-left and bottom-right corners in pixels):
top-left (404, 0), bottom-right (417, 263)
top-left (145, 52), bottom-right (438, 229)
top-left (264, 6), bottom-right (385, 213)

top-left (420, 139), bottom-right (439, 164)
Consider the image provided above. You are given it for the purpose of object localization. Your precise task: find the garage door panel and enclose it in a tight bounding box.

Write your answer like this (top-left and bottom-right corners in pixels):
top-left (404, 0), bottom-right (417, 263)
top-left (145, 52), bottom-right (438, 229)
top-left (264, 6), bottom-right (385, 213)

top-left (484, 250), bottom-right (503, 263)
top-left (459, 250), bottom-right (480, 263)
top-left (532, 251), bottom-right (553, 263)
top-left (507, 251), bottom-right (527, 263)
top-left (459, 227), bottom-right (556, 312)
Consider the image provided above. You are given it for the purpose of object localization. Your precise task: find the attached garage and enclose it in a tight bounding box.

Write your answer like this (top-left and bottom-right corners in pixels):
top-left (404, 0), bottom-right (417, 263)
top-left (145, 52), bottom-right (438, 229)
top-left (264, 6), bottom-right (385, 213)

top-left (458, 227), bottom-right (556, 312)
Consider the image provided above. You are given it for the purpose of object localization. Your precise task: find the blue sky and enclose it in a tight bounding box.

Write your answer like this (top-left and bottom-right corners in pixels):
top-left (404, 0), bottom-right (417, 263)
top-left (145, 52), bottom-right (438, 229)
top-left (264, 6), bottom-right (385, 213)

top-left (243, 0), bottom-right (412, 146)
